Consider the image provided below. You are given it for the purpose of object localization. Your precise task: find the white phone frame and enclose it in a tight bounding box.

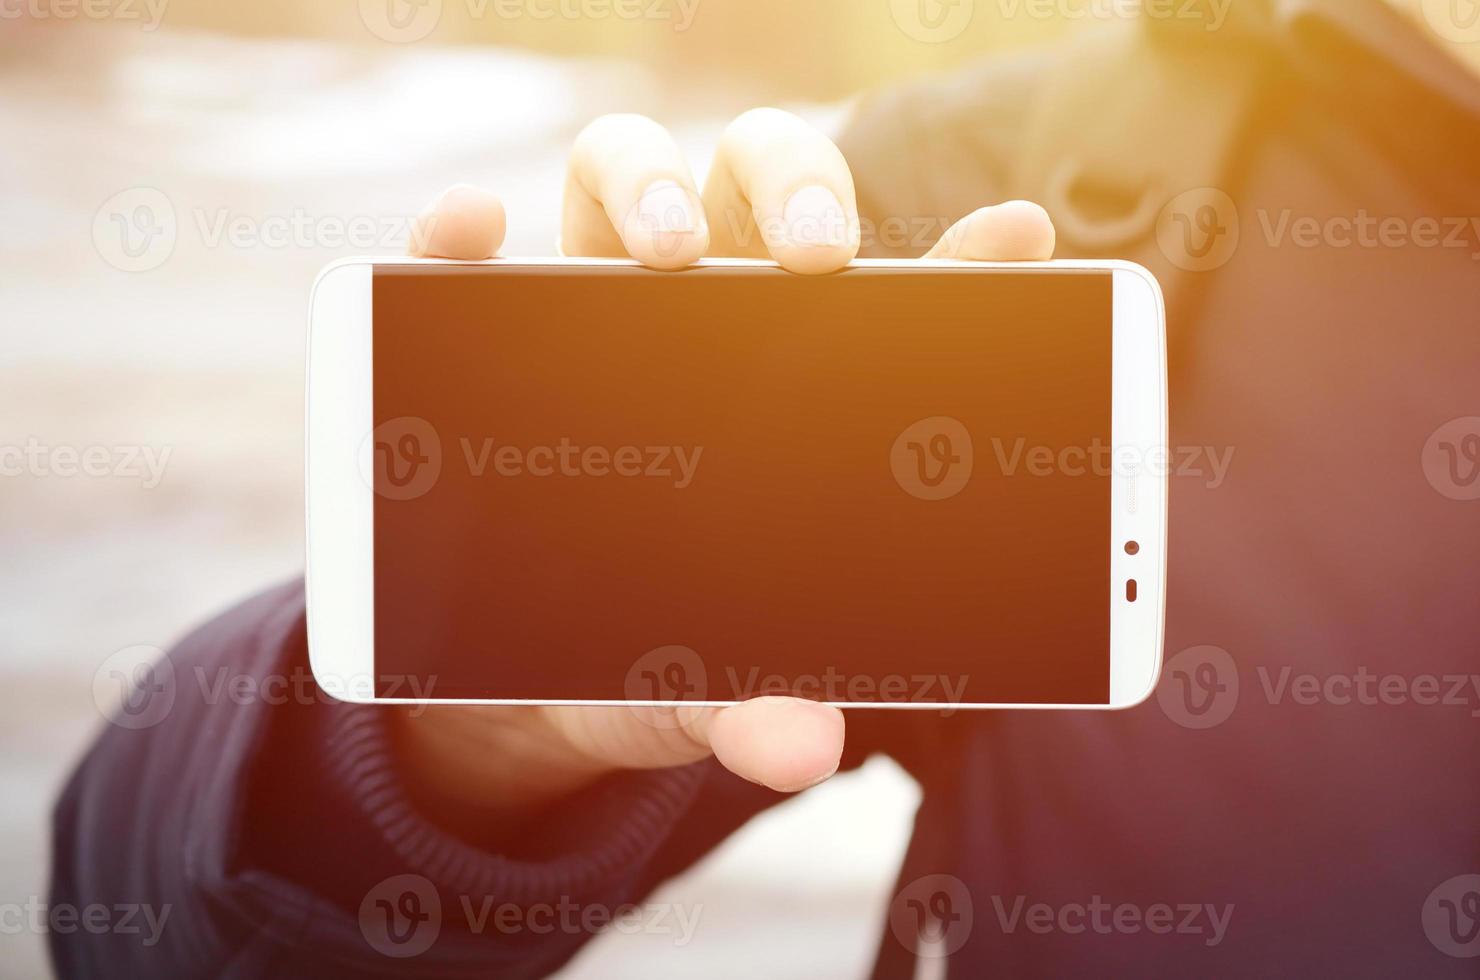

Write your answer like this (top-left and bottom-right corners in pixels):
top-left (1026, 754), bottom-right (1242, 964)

top-left (306, 257), bottom-right (1167, 710)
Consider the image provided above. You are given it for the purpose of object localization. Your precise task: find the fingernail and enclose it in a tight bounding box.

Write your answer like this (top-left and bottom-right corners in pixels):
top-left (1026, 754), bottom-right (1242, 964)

top-left (781, 184), bottom-right (850, 248)
top-left (780, 759), bottom-right (842, 794)
top-left (630, 180), bottom-right (703, 260)
top-left (637, 180), bottom-right (697, 232)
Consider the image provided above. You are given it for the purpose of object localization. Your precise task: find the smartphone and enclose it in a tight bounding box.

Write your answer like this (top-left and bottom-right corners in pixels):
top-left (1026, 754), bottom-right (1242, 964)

top-left (306, 258), bottom-right (1166, 710)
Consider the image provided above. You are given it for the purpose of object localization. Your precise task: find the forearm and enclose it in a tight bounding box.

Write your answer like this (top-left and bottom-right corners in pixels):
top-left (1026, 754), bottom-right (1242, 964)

top-left (391, 705), bottom-right (616, 839)
top-left (51, 583), bottom-right (711, 978)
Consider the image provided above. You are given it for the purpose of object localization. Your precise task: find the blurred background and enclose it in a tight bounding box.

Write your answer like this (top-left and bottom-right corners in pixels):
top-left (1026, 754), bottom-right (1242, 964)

top-left (3, 1), bottom-right (1084, 976)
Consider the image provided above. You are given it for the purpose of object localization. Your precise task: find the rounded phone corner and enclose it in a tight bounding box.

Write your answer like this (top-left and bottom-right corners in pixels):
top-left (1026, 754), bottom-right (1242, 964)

top-left (1108, 652), bottom-right (1164, 711)
top-left (310, 257), bottom-right (375, 300)
top-left (1107, 258), bottom-right (1162, 289)
top-left (305, 647), bottom-right (381, 705)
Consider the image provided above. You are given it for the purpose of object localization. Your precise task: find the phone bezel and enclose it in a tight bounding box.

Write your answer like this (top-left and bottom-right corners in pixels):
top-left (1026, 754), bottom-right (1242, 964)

top-left (305, 257), bottom-right (1167, 710)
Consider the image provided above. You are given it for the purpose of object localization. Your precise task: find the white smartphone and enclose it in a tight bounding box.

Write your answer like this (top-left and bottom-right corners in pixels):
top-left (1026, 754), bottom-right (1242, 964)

top-left (306, 258), bottom-right (1166, 710)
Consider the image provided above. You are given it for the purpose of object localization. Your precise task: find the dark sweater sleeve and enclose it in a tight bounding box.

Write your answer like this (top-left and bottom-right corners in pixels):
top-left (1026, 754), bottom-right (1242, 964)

top-left (47, 581), bottom-right (766, 978)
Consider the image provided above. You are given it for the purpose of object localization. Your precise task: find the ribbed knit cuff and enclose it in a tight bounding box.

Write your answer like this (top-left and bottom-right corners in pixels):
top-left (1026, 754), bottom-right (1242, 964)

top-left (316, 700), bottom-right (709, 906)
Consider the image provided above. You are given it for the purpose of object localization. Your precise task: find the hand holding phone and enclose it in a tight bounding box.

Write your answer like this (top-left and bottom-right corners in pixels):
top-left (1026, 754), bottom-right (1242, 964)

top-left (311, 110), bottom-right (1092, 826)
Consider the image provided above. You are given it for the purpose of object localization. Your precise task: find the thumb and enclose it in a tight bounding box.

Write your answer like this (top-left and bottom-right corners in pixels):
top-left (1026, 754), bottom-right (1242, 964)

top-left (548, 696), bottom-right (846, 794)
top-left (408, 183), bottom-right (506, 259)
top-left (690, 696), bottom-right (846, 793)
top-left (925, 200), bottom-right (1056, 261)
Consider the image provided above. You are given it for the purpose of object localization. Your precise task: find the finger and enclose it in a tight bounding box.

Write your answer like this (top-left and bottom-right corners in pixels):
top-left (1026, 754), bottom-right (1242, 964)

top-left (562, 114), bottom-right (709, 270)
top-left (924, 200), bottom-right (1056, 261)
top-left (407, 184), bottom-right (506, 259)
top-left (703, 107), bottom-right (860, 275)
top-left (543, 696), bottom-right (845, 794)
top-left (694, 696), bottom-right (846, 793)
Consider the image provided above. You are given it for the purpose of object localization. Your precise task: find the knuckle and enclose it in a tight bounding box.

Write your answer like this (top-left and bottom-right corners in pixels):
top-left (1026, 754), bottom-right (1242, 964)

top-left (572, 113), bottom-right (668, 157)
top-left (998, 199), bottom-right (1053, 225)
top-left (729, 105), bottom-right (802, 131)
top-left (722, 106), bottom-right (812, 151)
top-left (718, 108), bottom-right (853, 199)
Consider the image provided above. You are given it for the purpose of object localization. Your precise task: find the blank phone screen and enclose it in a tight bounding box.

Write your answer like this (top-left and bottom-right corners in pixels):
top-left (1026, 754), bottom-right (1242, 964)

top-left (372, 266), bottom-right (1112, 705)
